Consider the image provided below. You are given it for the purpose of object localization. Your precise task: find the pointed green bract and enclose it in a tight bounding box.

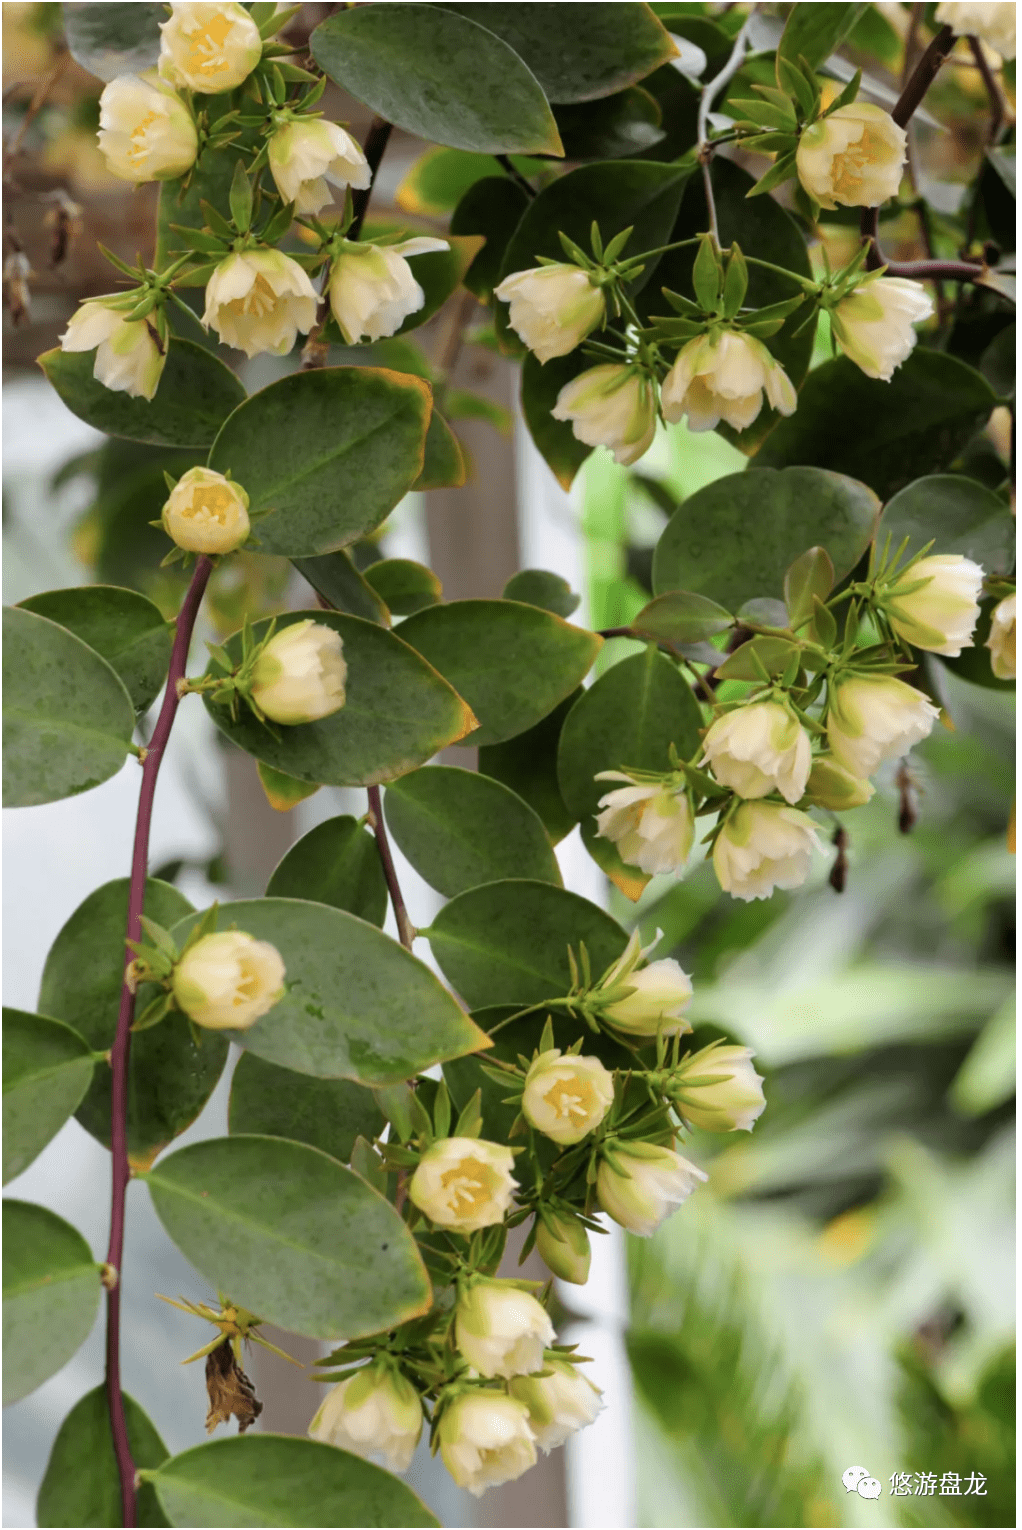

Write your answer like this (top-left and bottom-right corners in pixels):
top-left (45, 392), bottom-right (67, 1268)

top-left (3, 1201), bottom-right (100, 1405)
top-left (3, 1009), bottom-right (95, 1185)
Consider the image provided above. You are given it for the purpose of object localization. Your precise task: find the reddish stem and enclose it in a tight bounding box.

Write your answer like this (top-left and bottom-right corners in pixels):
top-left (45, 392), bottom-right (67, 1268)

top-left (106, 556), bottom-right (213, 1527)
top-left (366, 784), bottom-right (415, 950)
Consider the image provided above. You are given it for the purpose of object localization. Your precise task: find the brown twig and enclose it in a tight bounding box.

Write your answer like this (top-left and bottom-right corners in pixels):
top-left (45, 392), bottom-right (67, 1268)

top-left (366, 785), bottom-right (415, 950)
top-left (495, 154), bottom-right (536, 199)
top-left (968, 35), bottom-right (1005, 145)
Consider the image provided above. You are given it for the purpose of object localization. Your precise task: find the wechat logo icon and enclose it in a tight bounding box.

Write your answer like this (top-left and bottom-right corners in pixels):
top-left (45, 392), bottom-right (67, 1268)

top-left (843, 1466), bottom-right (883, 1499)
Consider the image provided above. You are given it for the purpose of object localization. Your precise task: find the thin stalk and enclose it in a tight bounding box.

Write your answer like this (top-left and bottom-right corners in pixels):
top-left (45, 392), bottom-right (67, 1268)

top-left (367, 785), bottom-right (415, 950)
top-left (106, 556), bottom-right (213, 1528)
top-left (696, 6), bottom-right (758, 245)
top-left (968, 35), bottom-right (1005, 144)
top-left (496, 154), bottom-right (536, 198)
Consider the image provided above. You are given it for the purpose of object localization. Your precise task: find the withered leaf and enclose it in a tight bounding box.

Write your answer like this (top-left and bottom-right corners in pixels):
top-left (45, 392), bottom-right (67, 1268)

top-left (205, 1338), bottom-right (263, 1434)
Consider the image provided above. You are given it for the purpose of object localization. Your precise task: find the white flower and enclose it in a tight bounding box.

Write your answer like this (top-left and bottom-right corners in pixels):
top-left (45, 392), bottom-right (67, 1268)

top-left (60, 298), bottom-right (165, 401)
top-left (986, 593), bottom-right (1016, 679)
top-left (328, 237), bottom-right (449, 344)
top-left (935, 3), bottom-right (1015, 58)
top-left (826, 675), bottom-right (939, 778)
top-left (494, 264), bottom-right (605, 362)
top-left (594, 772), bottom-right (694, 875)
top-left (551, 364), bottom-right (657, 466)
top-left (534, 1211), bottom-right (591, 1285)
top-left (309, 1365), bottom-right (422, 1473)
top-left (161, 466), bottom-right (250, 554)
top-left (830, 277), bottom-right (933, 381)
top-left (884, 554), bottom-right (985, 656)
top-left (712, 801), bottom-right (821, 901)
top-left (96, 74), bottom-right (198, 183)
top-left (661, 330), bottom-right (797, 433)
top-left (804, 756), bottom-right (876, 810)
top-left (201, 248), bottom-right (319, 358)
top-left (172, 930), bottom-right (285, 1031)
top-left (437, 1391), bottom-right (536, 1497)
top-left (250, 620), bottom-right (347, 726)
top-left (509, 1360), bottom-right (603, 1453)
top-left (522, 1050), bottom-right (615, 1146)
top-left (159, 2), bottom-right (263, 93)
top-left (701, 701), bottom-right (811, 805)
top-left (796, 103), bottom-right (907, 209)
top-left (672, 1044), bottom-right (766, 1132)
top-left (267, 118), bottom-right (370, 216)
top-left (408, 1137), bottom-right (518, 1233)
top-left (596, 1141), bottom-right (707, 1236)
top-left (598, 932), bottom-right (693, 1038)
top-left (454, 1282), bottom-right (555, 1380)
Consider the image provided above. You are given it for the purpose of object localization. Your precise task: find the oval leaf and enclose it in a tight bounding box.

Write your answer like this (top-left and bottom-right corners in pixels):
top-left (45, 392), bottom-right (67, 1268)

top-left (292, 550), bottom-right (390, 627)
top-left (503, 569), bottom-right (580, 618)
top-left (412, 410), bottom-right (467, 491)
top-left (630, 590), bottom-right (734, 644)
top-left (207, 368), bottom-right (431, 558)
top-left (61, 2), bottom-right (163, 80)
top-left (144, 1135), bottom-right (431, 1339)
top-left (384, 765), bottom-right (563, 898)
top-left (3, 606), bottom-right (135, 808)
top-left (3, 1201), bottom-right (100, 1406)
top-left (878, 474), bottom-right (1015, 575)
top-left (202, 611), bottom-right (475, 786)
top-left (266, 816), bottom-right (388, 927)
top-left (19, 586), bottom-right (172, 713)
top-left (170, 897), bottom-right (488, 1084)
top-left (478, 689), bottom-right (582, 845)
top-left (38, 1384), bottom-right (169, 1528)
top-left (3, 1009), bottom-right (95, 1185)
top-left (363, 559), bottom-right (443, 616)
top-left (451, 175), bottom-right (531, 299)
top-left (229, 1053), bottom-right (384, 1164)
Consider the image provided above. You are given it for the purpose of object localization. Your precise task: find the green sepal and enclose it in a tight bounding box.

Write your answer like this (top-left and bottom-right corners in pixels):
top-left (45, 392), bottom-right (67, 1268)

top-left (747, 149), bottom-right (799, 198)
top-left (722, 245), bottom-right (748, 319)
top-left (199, 200), bottom-right (236, 242)
top-left (229, 159), bottom-right (254, 234)
top-left (131, 992), bottom-right (176, 1034)
top-left (692, 236), bottom-right (722, 313)
top-left (823, 69), bottom-right (862, 117)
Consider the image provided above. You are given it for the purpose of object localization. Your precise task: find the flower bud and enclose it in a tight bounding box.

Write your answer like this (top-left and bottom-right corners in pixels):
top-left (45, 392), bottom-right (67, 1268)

top-left (158, 2), bottom-right (263, 93)
top-left (521, 1050), bottom-right (614, 1146)
top-left (97, 74), bottom-right (198, 183)
top-left (172, 930), bottom-right (285, 1030)
top-left (712, 801), bottom-right (821, 902)
top-left (408, 1137), bottom-right (518, 1232)
top-left (796, 103), bottom-right (906, 209)
top-left (597, 933), bottom-right (693, 1038)
top-left (701, 701), bottom-right (811, 805)
top-left (202, 248), bottom-right (318, 359)
top-left (436, 1391), bottom-right (536, 1497)
top-left (161, 466), bottom-right (250, 553)
top-left (935, 3), bottom-right (1015, 58)
top-left (328, 237), bottom-right (449, 344)
top-left (454, 1281), bottom-right (555, 1379)
top-left (250, 620), bottom-right (347, 726)
top-left (672, 1044), bottom-right (766, 1132)
top-left (60, 298), bottom-right (165, 401)
top-left (551, 364), bottom-right (657, 467)
top-left (884, 554), bottom-right (984, 656)
top-left (509, 1360), bottom-right (603, 1452)
top-left (268, 118), bottom-right (371, 216)
top-left (309, 1363), bottom-right (422, 1473)
top-left (826, 675), bottom-right (939, 779)
top-left (594, 772), bottom-right (694, 875)
top-left (494, 264), bottom-right (606, 362)
top-left (804, 756), bottom-right (875, 810)
top-left (986, 593), bottom-right (1016, 680)
top-left (830, 277), bottom-right (933, 381)
top-left (661, 331), bottom-right (796, 434)
top-left (596, 1141), bottom-right (707, 1237)
top-left (535, 1211), bottom-right (591, 1285)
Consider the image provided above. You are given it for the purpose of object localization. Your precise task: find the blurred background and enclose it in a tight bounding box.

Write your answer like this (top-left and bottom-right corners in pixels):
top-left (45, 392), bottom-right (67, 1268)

top-left (2, 4), bottom-right (1014, 1527)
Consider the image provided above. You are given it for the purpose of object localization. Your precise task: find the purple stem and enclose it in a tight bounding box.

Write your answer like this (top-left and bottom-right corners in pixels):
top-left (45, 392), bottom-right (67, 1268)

top-left (106, 556), bottom-right (213, 1527)
top-left (366, 784), bottom-right (415, 950)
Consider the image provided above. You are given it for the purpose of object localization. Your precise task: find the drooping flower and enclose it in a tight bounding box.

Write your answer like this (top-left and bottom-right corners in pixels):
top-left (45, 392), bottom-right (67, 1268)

top-left (309, 1364), bottom-right (422, 1473)
top-left (594, 772), bottom-right (694, 876)
top-left (596, 1141), bottom-right (707, 1236)
top-left (328, 237), bottom-right (449, 344)
top-left (701, 701), bottom-right (812, 805)
top-left (829, 277), bottom-right (933, 381)
top-left (172, 930), bottom-right (285, 1030)
top-left (551, 364), bottom-right (658, 466)
top-left (202, 248), bottom-right (319, 358)
top-left (158, 2), bottom-right (263, 93)
top-left (661, 331), bottom-right (797, 433)
top-left (935, 3), bottom-right (1015, 58)
top-left (161, 466), bottom-right (250, 553)
top-left (249, 620), bottom-right (347, 726)
top-left (408, 1137), bottom-right (518, 1233)
top-left (96, 73), bottom-right (198, 183)
top-left (454, 1281), bottom-right (555, 1379)
top-left (826, 675), bottom-right (939, 779)
top-left (60, 298), bottom-right (165, 400)
top-left (509, 1360), bottom-right (603, 1452)
top-left (796, 103), bottom-right (907, 209)
top-left (494, 263), bottom-right (605, 362)
top-left (883, 554), bottom-right (984, 656)
top-left (712, 802), bottom-right (821, 902)
top-left (671, 1044), bottom-right (766, 1132)
top-left (522, 1050), bottom-right (615, 1146)
top-left (985, 593), bottom-right (1016, 679)
top-left (804, 755), bottom-right (876, 810)
top-left (436, 1391), bottom-right (537, 1497)
top-left (267, 118), bottom-right (370, 215)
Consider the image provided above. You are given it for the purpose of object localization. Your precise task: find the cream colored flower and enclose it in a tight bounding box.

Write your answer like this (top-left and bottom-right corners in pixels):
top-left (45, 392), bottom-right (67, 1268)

top-left (985, 593), bottom-right (1015, 679)
top-left (830, 277), bottom-right (933, 381)
top-left (935, 3), bottom-right (1015, 58)
top-left (596, 1141), bottom-right (707, 1236)
top-left (158, 2), bottom-right (263, 93)
top-left (437, 1391), bottom-right (536, 1497)
top-left (60, 299), bottom-right (165, 401)
top-left (598, 933), bottom-right (693, 1038)
top-left (201, 248), bottom-right (318, 358)
top-left (454, 1282), bottom-right (555, 1379)
top-left (522, 1050), bottom-right (615, 1146)
top-left (534, 1211), bottom-right (591, 1285)
top-left (826, 675), bottom-right (939, 778)
top-left (701, 701), bottom-right (811, 805)
top-left (712, 802), bottom-right (821, 901)
top-left (328, 237), bottom-right (449, 344)
top-left (594, 772), bottom-right (694, 875)
top-left (408, 1137), bottom-right (518, 1233)
top-left (672, 1044), bottom-right (766, 1132)
top-left (551, 364), bottom-right (657, 466)
top-left (509, 1360), bottom-right (603, 1453)
top-left (494, 264), bottom-right (605, 362)
top-left (268, 118), bottom-right (370, 215)
top-left (796, 103), bottom-right (907, 209)
top-left (97, 74), bottom-right (198, 183)
top-left (884, 554), bottom-right (984, 656)
top-left (661, 330), bottom-right (797, 433)
top-left (804, 756), bottom-right (875, 810)
top-left (161, 466), bottom-right (250, 553)
top-left (309, 1364), bottom-right (422, 1473)
top-left (250, 620), bottom-right (347, 726)
top-left (172, 930), bottom-right (285, 1030)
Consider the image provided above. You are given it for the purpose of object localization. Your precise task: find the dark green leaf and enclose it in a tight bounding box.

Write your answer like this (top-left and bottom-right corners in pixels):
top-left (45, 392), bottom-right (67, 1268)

top-left (18, 586), bottom-right (172, 713)
top-left (478, 689), bottom-right (582, 844)
top-left (266, 815), bottom-right (388, 927)
top-left (292, 551), bottom-right (390, 627)
top-left (412, 410), bottom-right (467, 491)
top-left (555, 87), bottom-right (665, 160)
top-left (38, 1385), bottom-right (169, 1528)
top-left (3, 1009), bottom-right (94, 1185)
top-left (229, 1053), bottom-right (384, 1164)
top-left (450, 176), bottom-right (531, 299)
top-left (503, 569), bottom-right (580, 618)
top-left (363, 559), bottom-right (443, 615)
top-left (715, 635), bottom-right (801, 682)
top-left (3, 1201), bottom-right (100, 1405)
top-left (783, 546), bottom-right (835, 629)
top-left (777, 3), bottom-right (867, 71)
top-left (144, 1136), bottom-right (431, 1339)
top-left (61, 2), bottom-right (162, 80)
top-left (630, 590), bottom-right (734, 644)
top-left (878, 474), bottom-right (1015, 575)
